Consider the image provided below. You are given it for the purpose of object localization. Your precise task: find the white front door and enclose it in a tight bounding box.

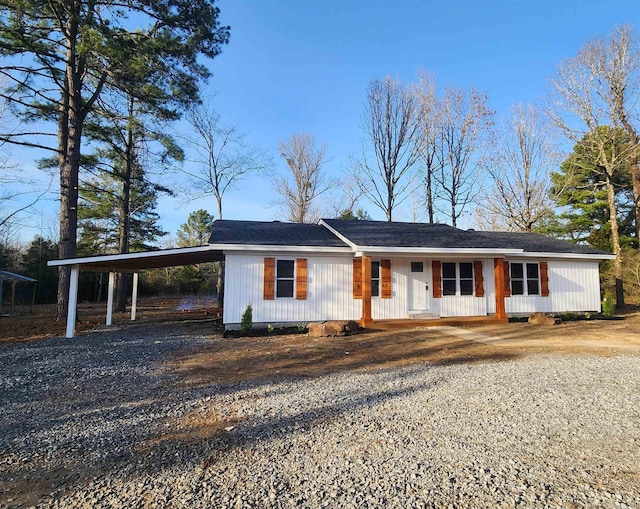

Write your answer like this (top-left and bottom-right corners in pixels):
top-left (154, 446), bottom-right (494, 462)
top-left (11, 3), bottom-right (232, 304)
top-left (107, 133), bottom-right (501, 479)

top-left (408, 260), bottom-right (429, 312)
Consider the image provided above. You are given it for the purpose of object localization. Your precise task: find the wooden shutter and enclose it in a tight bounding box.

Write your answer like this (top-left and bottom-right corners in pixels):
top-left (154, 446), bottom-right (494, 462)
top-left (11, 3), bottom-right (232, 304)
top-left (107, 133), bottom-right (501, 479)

top-left (381, 259), bottom-right (392, 299)
top-left (474, 260), bottom-right (484, 297)
top-left (353, 258), bottom-right (362, 299)
top-left (503, 260), bottom-right (511, 297)
top-left (432, 260), bottom-right (442, 298)
top-left (295, 258), bottom-right (307, 300)
top-left (540, 261), bottom-right (549, 297)
top-left (263, 257), bottom-right (275, 300)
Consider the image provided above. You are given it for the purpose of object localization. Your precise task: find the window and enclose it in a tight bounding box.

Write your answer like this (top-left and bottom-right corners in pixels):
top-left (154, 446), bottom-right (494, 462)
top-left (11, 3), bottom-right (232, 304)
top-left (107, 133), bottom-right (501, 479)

top-left (276, 259), bottom-right (295, 298)
top-left (459, 262), bottom-right (474, 296)
top-left (411, 262), bottom-right (424, 272)
top-left (442, 262), bottom-right (474, 296)
top-left (371, 261), bottom-right (380, 297)
top-left (510, 262), bottom-right (540, 296)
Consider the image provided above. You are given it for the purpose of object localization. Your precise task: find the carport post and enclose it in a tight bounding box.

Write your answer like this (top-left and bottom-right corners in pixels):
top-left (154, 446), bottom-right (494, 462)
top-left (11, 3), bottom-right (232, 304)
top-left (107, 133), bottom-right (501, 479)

top-left (106, 271), bottom-right (115, 326)
top-left (130, 272), bottom-right (139, 321)
top-left (66, 264), bottom-right (80, 338)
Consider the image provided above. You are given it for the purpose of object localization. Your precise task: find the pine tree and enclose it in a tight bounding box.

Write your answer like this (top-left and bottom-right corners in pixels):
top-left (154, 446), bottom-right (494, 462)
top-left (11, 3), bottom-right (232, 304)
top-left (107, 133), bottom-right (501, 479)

top-left (0, 0), bottom-right (230, 319)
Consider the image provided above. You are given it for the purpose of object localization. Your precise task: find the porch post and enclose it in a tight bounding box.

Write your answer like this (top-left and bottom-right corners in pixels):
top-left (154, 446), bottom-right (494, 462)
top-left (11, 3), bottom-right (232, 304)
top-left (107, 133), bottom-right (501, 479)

top-left (130, 272), bottom-right (139, 321)
top-left (66, 264), bottom-right (80, 338)
top-left (494, 258), bottom-right (507, 321)
top-left (361, 255), bottom-right (373, 327)
top-left (106, 271), bottom-right (115, 326)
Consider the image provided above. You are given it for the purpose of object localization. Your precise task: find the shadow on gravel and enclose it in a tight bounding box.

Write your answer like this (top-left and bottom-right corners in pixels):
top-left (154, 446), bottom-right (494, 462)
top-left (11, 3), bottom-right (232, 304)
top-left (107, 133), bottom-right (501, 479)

top-left (1, 326), bottom-right (520, 507)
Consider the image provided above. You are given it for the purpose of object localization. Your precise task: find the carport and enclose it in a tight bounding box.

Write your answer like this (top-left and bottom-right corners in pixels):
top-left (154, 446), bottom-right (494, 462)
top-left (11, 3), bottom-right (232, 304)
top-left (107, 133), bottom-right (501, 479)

top-left (48, 245), bottom-right (224, 338)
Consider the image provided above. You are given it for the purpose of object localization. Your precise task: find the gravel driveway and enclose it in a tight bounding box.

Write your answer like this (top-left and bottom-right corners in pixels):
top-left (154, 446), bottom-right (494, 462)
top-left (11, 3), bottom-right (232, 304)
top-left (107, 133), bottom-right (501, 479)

top-left (1, 326), bottom-right (639, 508)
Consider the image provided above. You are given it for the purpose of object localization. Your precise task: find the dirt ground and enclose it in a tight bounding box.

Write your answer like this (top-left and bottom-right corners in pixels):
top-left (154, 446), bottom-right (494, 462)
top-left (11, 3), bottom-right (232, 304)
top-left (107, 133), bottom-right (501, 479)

top-left (167, 314), bottom-right (640, 386)
top-left (0, 296), bottom-right (223, 343)
top-left (2, 297), bottom-right (640, 387)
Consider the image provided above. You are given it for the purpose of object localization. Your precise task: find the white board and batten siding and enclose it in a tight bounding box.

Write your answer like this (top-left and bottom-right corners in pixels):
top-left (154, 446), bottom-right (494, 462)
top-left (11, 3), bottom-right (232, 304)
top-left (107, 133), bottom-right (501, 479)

top-left (224, 253), bottom-right (604, 325)
top-left (224, 253), bottom-right (360, 325)
top-left (503, 259), bottom-right (602, 314)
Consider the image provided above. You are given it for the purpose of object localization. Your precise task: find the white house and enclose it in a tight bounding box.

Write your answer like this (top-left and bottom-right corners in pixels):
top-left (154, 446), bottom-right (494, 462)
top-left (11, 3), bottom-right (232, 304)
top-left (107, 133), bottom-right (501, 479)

top-left (216, 219), bottom-right (613, 329)
top-left (49, 218), bottom-right (615, 337)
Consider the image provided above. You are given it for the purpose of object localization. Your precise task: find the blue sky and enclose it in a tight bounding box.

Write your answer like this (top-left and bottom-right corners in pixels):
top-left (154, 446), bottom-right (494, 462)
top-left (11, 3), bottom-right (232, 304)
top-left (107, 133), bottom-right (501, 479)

top-left (14, 0), bottom-right (640, 242)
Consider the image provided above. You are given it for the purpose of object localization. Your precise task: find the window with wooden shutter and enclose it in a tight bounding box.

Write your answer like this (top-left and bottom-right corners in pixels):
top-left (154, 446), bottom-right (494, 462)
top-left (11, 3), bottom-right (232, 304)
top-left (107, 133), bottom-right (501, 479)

top-left (503, 260), bottom-right (511, 297)
top-left (263, 257), bottom-right (275, 300)
top-left (540, 261), bottom-right (550, 297)
top-left (295, 258), bottom-right (307, 300)
top-left (432, 260), bottom-right (442, 298)
top-left (381, 259), bottom-right (391, 299)
top-left (353, 258), bottom-right (362, 299)
top-left (474, 260), bottom-right (484, 297)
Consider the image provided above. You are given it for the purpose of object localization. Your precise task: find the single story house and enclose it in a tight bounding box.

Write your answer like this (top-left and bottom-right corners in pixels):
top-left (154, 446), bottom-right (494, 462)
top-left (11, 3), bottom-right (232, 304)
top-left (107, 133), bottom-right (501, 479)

top-left (49, 219), bottom-right (615, 337)
top-left (216, 219), bottom-right (613, 329)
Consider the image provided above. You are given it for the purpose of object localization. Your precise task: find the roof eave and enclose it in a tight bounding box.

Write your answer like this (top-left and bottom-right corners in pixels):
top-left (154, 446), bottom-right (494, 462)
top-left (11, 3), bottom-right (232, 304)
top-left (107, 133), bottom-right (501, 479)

top-left (354, 246), bottom-right (524, 256)
top-left (508, 251), bottom-right (616, 260)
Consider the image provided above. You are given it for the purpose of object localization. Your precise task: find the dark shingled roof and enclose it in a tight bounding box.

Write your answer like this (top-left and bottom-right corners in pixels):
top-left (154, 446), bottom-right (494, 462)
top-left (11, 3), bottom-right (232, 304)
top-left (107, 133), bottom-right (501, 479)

top-left (208, 220), bottom-right (349, 247)
top-left (322, 219), bottom-right (610, 255)
top-left (475, 231), bottom-right (609, 255)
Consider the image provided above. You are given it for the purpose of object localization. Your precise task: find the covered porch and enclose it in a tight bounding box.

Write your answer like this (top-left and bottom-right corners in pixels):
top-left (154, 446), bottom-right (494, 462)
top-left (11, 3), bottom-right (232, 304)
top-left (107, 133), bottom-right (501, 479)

top-left (355, 255), bottom-right (509, 327)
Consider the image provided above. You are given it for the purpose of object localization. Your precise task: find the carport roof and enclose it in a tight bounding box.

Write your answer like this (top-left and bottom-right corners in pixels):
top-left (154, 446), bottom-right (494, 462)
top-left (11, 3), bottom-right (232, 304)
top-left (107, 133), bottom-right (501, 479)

top-left (0, 269), bottom-right (37, 282)
top-left (47, 245), bottom-right (223, 272)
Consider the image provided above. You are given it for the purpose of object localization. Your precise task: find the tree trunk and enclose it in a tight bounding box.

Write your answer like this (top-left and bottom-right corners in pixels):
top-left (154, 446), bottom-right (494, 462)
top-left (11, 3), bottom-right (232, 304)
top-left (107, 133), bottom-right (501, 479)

top-left (216, 260), bottom-right (224, 309)
top-left (426, 171), bottom-right (434, 223)
top-left (56, 9), bottom-right (82, 321)
top-left (56, 100), bottom-right (82, 321)
top-left (606, 177), bottom-right (625, 308)
top-left (451, 201), bottom-right (457, 228)
top-left (115, 99), bottom-right (135, 312)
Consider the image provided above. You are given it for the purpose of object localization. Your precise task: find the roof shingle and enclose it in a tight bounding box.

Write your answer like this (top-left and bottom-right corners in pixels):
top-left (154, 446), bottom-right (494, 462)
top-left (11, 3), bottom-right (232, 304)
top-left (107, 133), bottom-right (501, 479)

top-left (208, 220), bottom-right (348, 247)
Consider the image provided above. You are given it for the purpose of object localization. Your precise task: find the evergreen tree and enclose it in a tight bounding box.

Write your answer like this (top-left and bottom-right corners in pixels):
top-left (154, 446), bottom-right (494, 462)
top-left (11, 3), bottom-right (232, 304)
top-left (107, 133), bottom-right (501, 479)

top-left (177, 210), bottom-right (216, 247)
top-left (175, 210), bottom-right (216, 296)
top-left (20, 236), bottom-right (59, 304)
top-left (0, 0), bottom-right (230, 319)
top-left (549, 128), bottom-right (635, 251)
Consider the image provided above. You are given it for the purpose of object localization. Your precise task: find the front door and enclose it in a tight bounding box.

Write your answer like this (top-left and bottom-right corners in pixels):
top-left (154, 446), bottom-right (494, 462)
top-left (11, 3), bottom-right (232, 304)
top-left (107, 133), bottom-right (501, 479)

top-left (408, 260), bottom-right (429, 312)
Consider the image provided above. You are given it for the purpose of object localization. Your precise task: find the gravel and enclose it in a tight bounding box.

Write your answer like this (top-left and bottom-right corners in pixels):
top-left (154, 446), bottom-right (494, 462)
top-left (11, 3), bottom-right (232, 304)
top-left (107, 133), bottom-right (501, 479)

top-left (1, 327), bottom-right (639, 508)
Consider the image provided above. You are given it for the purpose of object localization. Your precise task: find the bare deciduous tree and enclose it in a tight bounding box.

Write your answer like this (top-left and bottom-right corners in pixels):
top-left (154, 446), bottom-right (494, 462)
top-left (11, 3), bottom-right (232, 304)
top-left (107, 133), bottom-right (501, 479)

top-left (435, 87), bottom-right (494, 228)
top-left (412, 71), bottom-right (441, 223)
top-left (594, 25), bottom-right (640, 238)
top-left (180, 101), bottom-right (271, 307)
top-left (183, 101), bottom-right (272, 220)
top-left (273, 133), bottom-right (333, 223)
top-left (327, 175), bottom-right (364, 218)
top-left (480, 104), bottom-right (560, 232)
top-left (355, 76), bottom-right (420, 221)
top-left (549, 34), bottom-right (639, 307)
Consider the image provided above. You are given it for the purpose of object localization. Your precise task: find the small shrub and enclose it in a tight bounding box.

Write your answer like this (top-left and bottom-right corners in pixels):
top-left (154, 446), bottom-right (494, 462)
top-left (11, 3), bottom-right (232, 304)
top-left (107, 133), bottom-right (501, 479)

top-left (267, 323), bottom-right (274, 334)
top-left (602, 296), bottom-right (615, 317)
top-left (240, 304), bottom-right (253, 332)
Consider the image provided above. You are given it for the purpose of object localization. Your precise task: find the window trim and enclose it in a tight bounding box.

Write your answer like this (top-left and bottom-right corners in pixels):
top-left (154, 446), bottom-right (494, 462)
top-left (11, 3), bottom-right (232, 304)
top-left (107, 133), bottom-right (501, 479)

top-left (275, 258), bottom-right (295, 299)
top-left (509, 262), bottom-right (540, 296)
top-left (441, 261), bottom-right (475, 297)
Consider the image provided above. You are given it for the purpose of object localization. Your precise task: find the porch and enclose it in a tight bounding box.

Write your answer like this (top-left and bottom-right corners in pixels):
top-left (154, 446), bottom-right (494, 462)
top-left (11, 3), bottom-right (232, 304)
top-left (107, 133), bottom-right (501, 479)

top-left (366, 315), bottom-right (508, 331)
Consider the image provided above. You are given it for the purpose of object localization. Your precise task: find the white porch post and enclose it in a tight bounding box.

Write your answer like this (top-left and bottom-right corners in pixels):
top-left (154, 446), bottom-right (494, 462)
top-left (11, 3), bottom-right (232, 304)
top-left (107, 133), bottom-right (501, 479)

top-left (106, 271), bottom-right (115, 326)
top-left (130, 272), bottom-right (139, 321)
top-left (66, 264), bottom-right (80, 338)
